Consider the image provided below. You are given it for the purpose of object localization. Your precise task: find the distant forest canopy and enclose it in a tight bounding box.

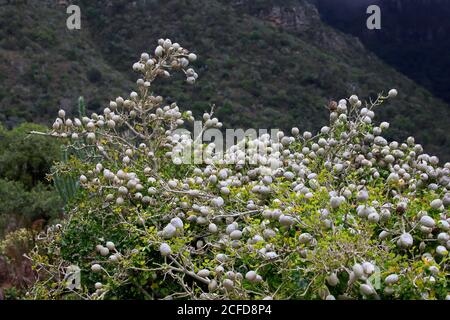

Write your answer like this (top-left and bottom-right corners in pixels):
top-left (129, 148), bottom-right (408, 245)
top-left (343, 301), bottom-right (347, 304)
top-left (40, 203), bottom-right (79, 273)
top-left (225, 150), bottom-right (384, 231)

top-left (0, 0), bottom-right (448, 160)
top-left (315, 0), bottom-right (450, 104)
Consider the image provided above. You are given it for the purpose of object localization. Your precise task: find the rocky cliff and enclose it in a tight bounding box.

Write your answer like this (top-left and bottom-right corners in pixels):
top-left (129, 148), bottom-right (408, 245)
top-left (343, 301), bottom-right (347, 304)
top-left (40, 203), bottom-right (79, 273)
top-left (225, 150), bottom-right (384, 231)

top-left (315, 0), bottom-right (450, 103)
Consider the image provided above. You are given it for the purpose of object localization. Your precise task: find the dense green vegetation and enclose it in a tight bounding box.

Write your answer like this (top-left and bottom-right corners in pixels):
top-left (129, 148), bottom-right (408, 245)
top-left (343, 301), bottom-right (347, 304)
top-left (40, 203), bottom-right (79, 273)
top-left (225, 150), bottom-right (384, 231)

top-left (0, 123), bottom-right (62, 237)
top-left (0, 0), bottom-right (448, 160)
top-left (0, 123), bottom-right (62, 298)
top-left (27, 40), bottom-right (450, 300)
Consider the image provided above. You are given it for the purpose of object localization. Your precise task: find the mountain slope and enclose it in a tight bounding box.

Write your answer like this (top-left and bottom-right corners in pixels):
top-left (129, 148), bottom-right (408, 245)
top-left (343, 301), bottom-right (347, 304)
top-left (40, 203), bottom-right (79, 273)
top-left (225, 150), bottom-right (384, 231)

top-left (0, 0), bottom-right (448, 159)
top-left (0, 1), bottom-right (133, 126)
top-left (315, 0), bottom-right (450, 104)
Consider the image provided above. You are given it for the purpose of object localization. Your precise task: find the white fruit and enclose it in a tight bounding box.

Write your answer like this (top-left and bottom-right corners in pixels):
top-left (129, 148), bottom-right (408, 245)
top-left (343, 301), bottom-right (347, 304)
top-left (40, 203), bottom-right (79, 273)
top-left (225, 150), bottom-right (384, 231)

top-left (245, 271), bottom-right (257, 282)
top-left (430, 199), bottom-right (443, 209)
top-left (326, 273), bottom-right (339, 286)
top-left (436, 245), bottom-right (448, 256)
top-left (265, 251), bottom-right (278, 260)
top-left (352, 263), bottom-right (364, 278)
top-left (170, 217), bottom-right (184, 229)
top-left (398, 233), bottom-right (413, 248)
top-left (109, 254), bottom-right (119, 262)
top-left (357, 190), bottom-right (369, 202)
top-left (208, 279), bottom-right (218, 292)
top-left (118, 186), bottom-right (128, 195)
top-left (368, 212), bottom-right (380, 223)
top-left (298, 233), bottom-right (312, 244)
top-left (155, 45), bottom-right (164, 57)
top-left (99, 247), bottom-right (109, 256)
top-left (106, 241), bottom-right (115, 250)
top-left (420, 215), bottom-right (435, 228)
top-left (388, 89), bottom-right (398, 98)
top-left (230, 230), bottom-right (242, 240)
top-left (163, 39), bottom-right (172, 49)
top-left (360, 284), bottom-right (375, 296)
top-left (133, 62), bottom-right (143, 71)
top-left (303, 131), bottom-right (312, 139)
top-left (226, 223), bottom-right (237, 234)
top-left (188, 53), bottom-right (197, 62)
top-left (252, 235), bottom-right (264, 243)
top-left (107, 120), bottom-right (115, 128)
top-left (349, 95), bottom-right (359, 104)
top-left (438, 220), bottom-right (450, 231)
top-left (279, 214), bottom-right (294, 226)
top-left (362, 262), bottom-right (375, 275)
top-left (223, 279), bottom-right (234, 290)
top-left (385, 274), bottom-right (399, 285)
top-left (215, 265), bottom-right (224, 274)
top-left (384, 286), bottom-right (395, 295)
top-left (220, 187), bottom-right (230, 195)
top-left (216, 254), bottom-right (227, 262)
top-left (330, 196), bottom-right (342, 209)
top-left (208, 223), bottom-right (218, 233)
top-left (163, 224), bottom-right (177, 239)
top-left (197, 269), bottom-right (210, 278)
top-left (178, 56), bottom-right (189, 67)
top-left (347, 271), bottom-right (357, 285)
top-left (437, 232), bottom-right (449, 243)
top-left (378, 230), bottom-right (391, 240)
top-left (159, 243), bottom-right (172, 256)
top-left (186, 76), bottom-right (195, 85)
top-left (211, 197), bottom-right (224, 207)
top-left (428, 266), bottom-right (439, 275)
top-left (91, 264), bottom-right (102, 272)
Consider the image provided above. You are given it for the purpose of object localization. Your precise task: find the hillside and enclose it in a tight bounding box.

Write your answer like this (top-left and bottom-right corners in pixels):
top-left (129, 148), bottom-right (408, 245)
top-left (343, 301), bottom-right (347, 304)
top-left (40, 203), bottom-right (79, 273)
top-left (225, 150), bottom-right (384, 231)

top-left (0, 0), bottom-right (132, 126)
top-left (0, 0), bottom-right (449, 159)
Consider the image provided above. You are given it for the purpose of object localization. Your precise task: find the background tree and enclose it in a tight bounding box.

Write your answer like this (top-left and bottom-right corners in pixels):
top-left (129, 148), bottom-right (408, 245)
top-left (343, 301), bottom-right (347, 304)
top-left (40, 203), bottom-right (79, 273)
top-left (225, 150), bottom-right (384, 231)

top-left (0, 123), bottom-right (62, 237)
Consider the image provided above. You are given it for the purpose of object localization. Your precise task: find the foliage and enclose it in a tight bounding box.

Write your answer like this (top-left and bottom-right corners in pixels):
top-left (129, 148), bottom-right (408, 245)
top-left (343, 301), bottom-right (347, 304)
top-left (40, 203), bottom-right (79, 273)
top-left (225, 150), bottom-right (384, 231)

top-left (0, 228), bottom-right (36, 298)
top-left (28, 41), bottom-right (449, 300)
top-left (0, 123), bottom-right (62, 237)
top-left (0, 123), bottom-right (60, 187)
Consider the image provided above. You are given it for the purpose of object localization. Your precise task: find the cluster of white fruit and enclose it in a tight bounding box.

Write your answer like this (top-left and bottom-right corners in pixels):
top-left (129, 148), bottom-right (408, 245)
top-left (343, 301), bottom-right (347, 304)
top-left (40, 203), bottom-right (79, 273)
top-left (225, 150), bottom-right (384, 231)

top-left (133, 38), bottom-right (198, 84)
top-left (50, 38), bottom-right (198, 147)
top-left (38, 40), bottom-right (449, 300)
top-left (90, 241), bottom-right (123, 297)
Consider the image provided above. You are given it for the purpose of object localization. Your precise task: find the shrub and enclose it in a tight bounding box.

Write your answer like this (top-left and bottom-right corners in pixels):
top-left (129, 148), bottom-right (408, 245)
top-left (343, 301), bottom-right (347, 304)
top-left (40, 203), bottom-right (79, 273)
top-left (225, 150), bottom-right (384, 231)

top-left (0, 228), bottom-right (36, 298)
top-left (0, 123), bottom-right (62, 236)
top-left (28, 40), bottom-right (449, 300)
top-left (0, 123), bottom-right (61, 188)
